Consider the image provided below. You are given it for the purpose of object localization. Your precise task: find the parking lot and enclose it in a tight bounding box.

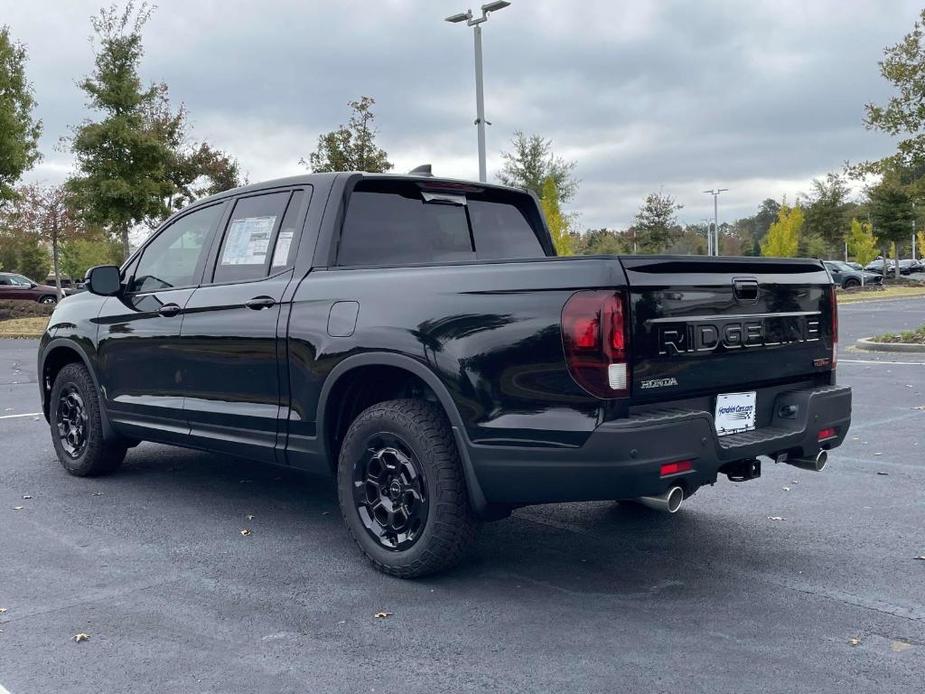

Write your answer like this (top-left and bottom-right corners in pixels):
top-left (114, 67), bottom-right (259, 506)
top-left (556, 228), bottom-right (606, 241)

top-left (1, 297), bottom-right (923, 693)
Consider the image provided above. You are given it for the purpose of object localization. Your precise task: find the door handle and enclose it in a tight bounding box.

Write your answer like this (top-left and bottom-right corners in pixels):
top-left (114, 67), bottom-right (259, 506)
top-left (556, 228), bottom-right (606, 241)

top-left (157, 303), bottom-right (181, 317)
top-left (245, 296), bottom-right (276, 311)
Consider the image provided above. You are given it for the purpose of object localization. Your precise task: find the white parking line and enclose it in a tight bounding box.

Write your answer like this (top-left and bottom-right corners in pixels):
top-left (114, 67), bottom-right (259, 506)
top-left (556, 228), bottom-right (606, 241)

top-left (840, 359), bottom-right (925, 366)
top-left (0, 681), bottom-right (12, 694)
top-left (0, 412), bottom-right (41, 420)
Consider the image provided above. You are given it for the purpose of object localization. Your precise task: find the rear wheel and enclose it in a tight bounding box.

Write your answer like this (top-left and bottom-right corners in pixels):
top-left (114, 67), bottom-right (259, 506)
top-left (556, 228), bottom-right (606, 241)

top-left (336, 399), bottom-right (478, 578)
top-left (50, 363), bottom-right (127, 476)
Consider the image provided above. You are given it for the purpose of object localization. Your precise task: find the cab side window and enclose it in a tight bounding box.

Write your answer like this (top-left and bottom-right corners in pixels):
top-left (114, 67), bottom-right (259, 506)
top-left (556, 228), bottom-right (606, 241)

top-left (129, 204), bottom-right (223, 293)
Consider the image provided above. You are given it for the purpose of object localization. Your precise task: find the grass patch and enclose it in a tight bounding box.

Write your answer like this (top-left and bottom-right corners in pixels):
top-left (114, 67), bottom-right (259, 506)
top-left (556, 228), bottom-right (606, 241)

top-left (837, 286), bottom-right (925, 304)
top-left (0, 316), bottom-right (50, 337)
top-left (871, 325), bottom-right (925, 344)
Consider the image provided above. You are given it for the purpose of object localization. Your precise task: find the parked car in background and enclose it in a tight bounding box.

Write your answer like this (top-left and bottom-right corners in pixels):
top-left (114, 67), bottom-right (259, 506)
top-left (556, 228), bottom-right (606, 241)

top-left (44, 276), bottom-right (85, 296)
top-left (0, 273), bottom-right (61, 304)
top-left (864, 259), bottom-right (897, 275)
top-left (909, 259), bottom-right (925, 273)
top-left (897, 259), bottom-right (920, 275)
top-left (823, 260), bottom-right (883, 288)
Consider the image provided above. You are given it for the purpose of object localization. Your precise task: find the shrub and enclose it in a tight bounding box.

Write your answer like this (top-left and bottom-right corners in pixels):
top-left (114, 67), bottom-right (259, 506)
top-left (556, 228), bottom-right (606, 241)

top-left (0, 299), bottom-right (56, 321)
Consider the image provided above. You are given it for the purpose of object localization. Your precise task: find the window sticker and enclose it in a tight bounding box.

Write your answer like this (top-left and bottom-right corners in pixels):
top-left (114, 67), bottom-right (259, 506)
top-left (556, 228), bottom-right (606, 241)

top-left (272, 230), bottom-right (294, 267)
top-left (221, 216), bottom-right (276, 265)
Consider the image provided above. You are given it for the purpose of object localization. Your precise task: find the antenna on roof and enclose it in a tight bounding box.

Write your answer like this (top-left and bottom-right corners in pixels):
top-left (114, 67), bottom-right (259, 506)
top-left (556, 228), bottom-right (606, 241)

top-left (409, 164), bottom-right (433, 177)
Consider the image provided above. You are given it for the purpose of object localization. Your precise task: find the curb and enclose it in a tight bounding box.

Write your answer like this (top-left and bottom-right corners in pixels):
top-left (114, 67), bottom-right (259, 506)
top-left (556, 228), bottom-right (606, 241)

top-left (856, 337), bottom-right (925, 353)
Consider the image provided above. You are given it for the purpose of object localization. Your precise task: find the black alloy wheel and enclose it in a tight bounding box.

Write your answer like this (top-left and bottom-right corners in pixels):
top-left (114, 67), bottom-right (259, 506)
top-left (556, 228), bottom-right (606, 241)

top-left (353, 433), bottom-right (429, 551)
top-left (56, 386), bottom-right (89, 458)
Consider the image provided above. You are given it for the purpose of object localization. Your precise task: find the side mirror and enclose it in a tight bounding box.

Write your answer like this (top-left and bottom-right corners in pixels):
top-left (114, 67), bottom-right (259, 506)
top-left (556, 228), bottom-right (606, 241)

top-left (86, 265), bottom-right (122, 297)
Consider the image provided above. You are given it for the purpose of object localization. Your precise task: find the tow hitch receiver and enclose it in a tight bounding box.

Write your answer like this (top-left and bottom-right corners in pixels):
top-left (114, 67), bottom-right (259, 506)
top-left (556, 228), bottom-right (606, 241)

top-left (722, 458), bottom-right (761, 482)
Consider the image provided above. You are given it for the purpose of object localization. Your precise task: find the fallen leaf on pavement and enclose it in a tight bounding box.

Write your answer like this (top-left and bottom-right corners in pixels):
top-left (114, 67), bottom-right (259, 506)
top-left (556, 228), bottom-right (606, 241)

top-left (245, 514), bottom-right (255, 521)
top-left (240, 528), bottom-right (252, 536)
top-left (876, 471), bottom-right (889, 476)
top-left (73, 633), bottom-right (90, 643)
top-left (12, 506), bottom-right (23, 511)
top-left (874, 452), bottom-right (883, 456)
top-left (92, 491), bottom-right (104, 496)
top-left (914, 555), bottom-right (925, 561)
top-left (22, 495), bottom-right (32, 500)
top-left (782, 487), bottom-right (791, 492)
top-left (891, 640), bottom-right (913, 653)
top-left (848, 637), bottom-right (861, 647)
top-left (767, 516), bottom-right (785, 521)
top-left (0, 607), bottom-right (7, 614)
top-left (374, 611), bottom-right (393, 619)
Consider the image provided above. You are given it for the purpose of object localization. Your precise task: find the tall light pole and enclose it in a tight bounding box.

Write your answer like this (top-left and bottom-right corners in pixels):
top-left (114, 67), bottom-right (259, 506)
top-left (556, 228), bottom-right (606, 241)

top-left (446, 1), bottom-right (511, 183)
top-left (703, 188), bottom-right (728, 256)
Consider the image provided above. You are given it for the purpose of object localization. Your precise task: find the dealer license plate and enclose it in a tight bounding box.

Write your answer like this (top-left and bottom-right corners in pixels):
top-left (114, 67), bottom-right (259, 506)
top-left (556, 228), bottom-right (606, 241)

top-left (714, 392), bottom-right (757, 436)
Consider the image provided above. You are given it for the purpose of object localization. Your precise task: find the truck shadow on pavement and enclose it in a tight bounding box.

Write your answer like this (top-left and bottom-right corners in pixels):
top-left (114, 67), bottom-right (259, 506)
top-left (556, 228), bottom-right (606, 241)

top-left (94, 443), bottom-right (799, 598)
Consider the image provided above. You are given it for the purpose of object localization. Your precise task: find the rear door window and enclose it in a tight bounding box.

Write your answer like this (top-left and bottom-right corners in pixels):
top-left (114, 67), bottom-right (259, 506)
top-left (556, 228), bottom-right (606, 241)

top-left (213, 192), bottom-right (292, 284)
top-left (468, 199), bottom-right (545, 260)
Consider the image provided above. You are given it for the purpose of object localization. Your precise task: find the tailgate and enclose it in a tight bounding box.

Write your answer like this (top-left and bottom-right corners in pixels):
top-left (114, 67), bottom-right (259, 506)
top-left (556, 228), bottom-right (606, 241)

top-left (620, 256), bottom-right (835, 402)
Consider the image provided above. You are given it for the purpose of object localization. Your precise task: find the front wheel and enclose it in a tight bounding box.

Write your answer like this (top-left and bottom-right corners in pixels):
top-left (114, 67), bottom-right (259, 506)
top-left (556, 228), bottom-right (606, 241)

top-left (50, 363), bottom-right (127, 476)
top-left (38, 295), bottom-right (57, 305)
top-left (336, 399), bottom-right (478, 578)
top-left (843, 278), bottom-right (860, 289)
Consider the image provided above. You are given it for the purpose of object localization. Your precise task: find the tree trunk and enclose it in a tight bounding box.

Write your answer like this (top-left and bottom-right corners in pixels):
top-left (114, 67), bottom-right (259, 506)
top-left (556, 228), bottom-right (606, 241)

top-left (120, 225), bottom-right (131, 261)
top-left (52, 234), bottom-right (63, 298)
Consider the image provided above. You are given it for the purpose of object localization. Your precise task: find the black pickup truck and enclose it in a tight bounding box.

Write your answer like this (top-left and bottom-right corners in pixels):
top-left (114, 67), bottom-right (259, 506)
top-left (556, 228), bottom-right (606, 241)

top-left (38, 172), bottom-right (851, 577)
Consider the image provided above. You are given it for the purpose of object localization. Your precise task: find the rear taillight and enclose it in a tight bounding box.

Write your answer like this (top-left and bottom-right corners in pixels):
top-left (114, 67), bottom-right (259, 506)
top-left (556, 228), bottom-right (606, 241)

top-left (561, 290), bottom-right (629, 398)
top-left (830, 285), bottom-right (838, 368)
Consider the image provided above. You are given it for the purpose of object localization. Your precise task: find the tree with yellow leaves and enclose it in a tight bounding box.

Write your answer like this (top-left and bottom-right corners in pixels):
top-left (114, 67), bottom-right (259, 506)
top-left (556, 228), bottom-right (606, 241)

top-left (761, 204), bottom-right (803, 257)
top-left (846, 218), bottom-right (878, 266)
top-left (540, 177), bottom-right (573, 256)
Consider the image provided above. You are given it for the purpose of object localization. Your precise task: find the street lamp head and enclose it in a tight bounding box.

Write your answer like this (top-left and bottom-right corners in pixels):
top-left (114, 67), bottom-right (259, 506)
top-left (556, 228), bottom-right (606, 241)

top-left (445, 10), bottom-right (472, 23)
top-left (481, 1), bottom-right (511, 13)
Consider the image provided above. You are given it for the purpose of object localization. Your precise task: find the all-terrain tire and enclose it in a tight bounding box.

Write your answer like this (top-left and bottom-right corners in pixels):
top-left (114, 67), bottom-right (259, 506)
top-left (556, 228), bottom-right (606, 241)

top-left (337, 399), bottom-right (478, 578)
top-left (50, 362), bottom-right (127, 477)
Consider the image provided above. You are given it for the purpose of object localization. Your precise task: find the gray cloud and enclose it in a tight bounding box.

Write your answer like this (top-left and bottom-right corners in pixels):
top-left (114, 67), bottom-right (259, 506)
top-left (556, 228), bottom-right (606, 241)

top-left (7, 0), bottom-right (917, 227)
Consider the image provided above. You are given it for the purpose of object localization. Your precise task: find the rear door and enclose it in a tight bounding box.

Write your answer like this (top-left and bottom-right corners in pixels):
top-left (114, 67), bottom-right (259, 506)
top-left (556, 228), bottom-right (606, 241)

top-left (621, 256), bottom-right (836, 403)
top-left (179, 188), bottom-right (310, 463)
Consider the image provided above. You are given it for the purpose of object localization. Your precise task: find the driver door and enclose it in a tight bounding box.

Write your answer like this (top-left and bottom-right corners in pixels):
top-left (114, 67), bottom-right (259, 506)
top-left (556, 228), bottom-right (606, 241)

top-left (96, 202), bottom-right (226, 442)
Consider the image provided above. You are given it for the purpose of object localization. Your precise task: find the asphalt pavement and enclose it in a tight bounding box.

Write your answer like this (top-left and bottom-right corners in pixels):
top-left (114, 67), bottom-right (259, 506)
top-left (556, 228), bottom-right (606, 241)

top-left (1, 297), bottom-right (924, 693)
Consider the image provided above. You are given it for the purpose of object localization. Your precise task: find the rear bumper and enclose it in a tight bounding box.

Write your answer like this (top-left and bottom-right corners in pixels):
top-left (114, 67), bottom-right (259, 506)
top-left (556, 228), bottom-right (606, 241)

top-left (466, 385), bottom-right (851, 505)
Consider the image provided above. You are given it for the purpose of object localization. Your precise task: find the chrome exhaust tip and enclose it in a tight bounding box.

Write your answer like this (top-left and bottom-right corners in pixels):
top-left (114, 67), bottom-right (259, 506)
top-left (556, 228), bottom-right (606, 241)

top-left (785, 449), bottom-right (828, 472)
top-left (636, 486), bottom-right (684, 513)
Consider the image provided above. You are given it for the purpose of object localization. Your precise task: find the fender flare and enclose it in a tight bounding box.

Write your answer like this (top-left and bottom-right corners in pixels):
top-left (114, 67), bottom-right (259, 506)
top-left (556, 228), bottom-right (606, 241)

top-left (40, 337), bottom-right (117, 441)
top-left (317, 352), bottom-right (488, 515)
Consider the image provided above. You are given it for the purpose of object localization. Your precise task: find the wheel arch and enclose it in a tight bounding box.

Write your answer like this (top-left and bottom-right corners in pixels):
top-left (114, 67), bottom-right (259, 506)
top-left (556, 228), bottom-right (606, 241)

top-left (318, 352), bottom-right (488, 514)
top-left (40, 339), bottom-right (116, 440)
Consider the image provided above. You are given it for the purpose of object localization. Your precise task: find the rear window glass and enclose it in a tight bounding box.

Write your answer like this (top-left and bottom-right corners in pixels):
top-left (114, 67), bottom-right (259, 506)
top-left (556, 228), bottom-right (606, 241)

top-left (336, 180), bottom-right (547, 266)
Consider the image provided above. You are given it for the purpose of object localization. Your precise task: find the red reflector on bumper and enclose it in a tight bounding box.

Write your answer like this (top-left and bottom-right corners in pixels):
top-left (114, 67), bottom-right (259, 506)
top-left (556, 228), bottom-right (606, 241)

top-left (660, 460), bottom-right (693, 477)
top-left (818, 427), bottom-right (837, 441)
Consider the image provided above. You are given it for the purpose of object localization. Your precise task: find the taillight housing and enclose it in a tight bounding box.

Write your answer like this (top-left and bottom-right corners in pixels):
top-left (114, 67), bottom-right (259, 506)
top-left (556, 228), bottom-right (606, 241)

top-left (830, 284), bottom-right (838, 368)
top-left (561, 290), bottom-right (629, 398)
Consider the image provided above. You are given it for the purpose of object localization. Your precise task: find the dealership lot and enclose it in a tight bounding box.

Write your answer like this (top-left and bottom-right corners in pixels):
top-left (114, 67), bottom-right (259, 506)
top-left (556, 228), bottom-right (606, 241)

top-left (1, 298), bottom-right (923, 693)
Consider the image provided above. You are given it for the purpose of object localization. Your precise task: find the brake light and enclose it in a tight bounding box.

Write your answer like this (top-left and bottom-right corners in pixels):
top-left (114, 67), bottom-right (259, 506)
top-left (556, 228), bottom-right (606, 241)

top-left (830, 285), bottom-right (838, 368)
top-left (561, 290), bottom-right (629, 398)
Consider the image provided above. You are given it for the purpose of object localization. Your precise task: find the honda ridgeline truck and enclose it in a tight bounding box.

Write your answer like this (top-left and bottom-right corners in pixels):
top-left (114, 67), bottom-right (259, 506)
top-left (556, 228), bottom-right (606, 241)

top-left (38, 172), bottom-right (852, 577)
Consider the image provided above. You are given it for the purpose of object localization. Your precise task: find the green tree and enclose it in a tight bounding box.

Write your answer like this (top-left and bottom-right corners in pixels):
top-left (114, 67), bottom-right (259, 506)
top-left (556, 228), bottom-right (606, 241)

top-left (868, 178), bottom-right (913, 277)
top-left (538, 177), bottom-right (573, 255)
top-left (498, 131), bottom-right (578, 203)
top-left (59, 233), bottom-right (123, 280)
top-left (303, 96), bottom-right (392, 173)
top-left (803, 173), bottom-right (850, 251)
top-left (572, 228), bottom-right (628, 256)
top-left (846, 218), bottom-right (878, 266)
top-left (0, 26), bottom-right (43, 204)
top-left (17, 235), bottom-right (50, 281)
top-left (860, 9), bottom-right (925, 173)
top-left (761, 204), bottom-right (803, 257)
top-left (67, 2), bottom-right (175, 259)
top-left (633, 191), bottom-right (682, 253)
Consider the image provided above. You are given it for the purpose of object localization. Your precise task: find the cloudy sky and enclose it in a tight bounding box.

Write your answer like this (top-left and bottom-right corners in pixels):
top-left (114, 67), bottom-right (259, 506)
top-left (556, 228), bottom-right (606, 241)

top-left (4, 0), bottom-right (920, 228)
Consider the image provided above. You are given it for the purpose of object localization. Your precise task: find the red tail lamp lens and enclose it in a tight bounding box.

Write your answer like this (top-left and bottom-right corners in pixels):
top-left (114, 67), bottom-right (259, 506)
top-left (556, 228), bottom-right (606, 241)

top-left (660, 460), bottom-right (694, 477)
top-left (561, 291), bottom-right (629, 398)
top-left (818, 427), bottom-right (837, 441)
